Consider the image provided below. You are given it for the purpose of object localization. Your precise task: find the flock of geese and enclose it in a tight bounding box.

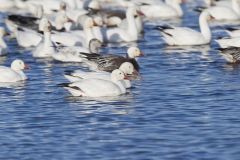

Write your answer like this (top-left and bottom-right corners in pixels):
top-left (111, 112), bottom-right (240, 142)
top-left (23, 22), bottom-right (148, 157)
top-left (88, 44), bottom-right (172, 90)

top-left (0, 0), bottom-right (240, 97)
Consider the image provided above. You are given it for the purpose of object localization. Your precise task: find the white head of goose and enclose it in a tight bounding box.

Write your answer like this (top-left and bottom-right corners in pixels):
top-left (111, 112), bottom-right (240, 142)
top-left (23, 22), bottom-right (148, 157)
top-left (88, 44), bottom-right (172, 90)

top-left (0, 59), bottom-right (29, 82)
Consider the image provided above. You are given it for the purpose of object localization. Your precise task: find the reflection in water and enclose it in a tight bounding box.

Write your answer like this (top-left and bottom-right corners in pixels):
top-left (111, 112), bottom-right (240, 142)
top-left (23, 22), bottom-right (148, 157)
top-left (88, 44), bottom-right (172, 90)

top-left (1, 1), bottom-right (240, 160)
top-left (0, 81), bottom-right (26, 89)
top-left (163, 44), bottom-right (211, 54)
top-left (65, 92), bottom-right (135, 116)
top-left (0, 56), bottom-right (6, 64)
top-left (65, 92), bottom-right (134, 104)
top-left (223, 63), bottom-right (240, 72)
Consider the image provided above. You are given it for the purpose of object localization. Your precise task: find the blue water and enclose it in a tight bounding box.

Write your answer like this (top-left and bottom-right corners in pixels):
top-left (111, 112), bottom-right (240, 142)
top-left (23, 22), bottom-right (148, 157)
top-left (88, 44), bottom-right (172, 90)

top-left (1, 1), bottom-right (240, 160)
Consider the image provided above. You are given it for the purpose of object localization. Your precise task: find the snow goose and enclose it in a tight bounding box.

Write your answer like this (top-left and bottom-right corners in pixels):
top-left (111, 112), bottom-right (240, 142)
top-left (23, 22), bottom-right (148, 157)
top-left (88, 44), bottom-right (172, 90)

top-left (60, 69), bottom-right (127, 97)
top-left (52, 38), bottom-right (103, 62)
top-left (156, 10), bottom-right (213, 46)
top-left (215, 37), bottom-right (240, 48)
top-left (80, 46), bottom-right (143, 72)
top-left (224, 27), bottom-right (240, 38)
top-left (8, 17), bottom-right (52, 48)
top-left (99, 6), bottom-right (142, 43)
top-left (139, 0), bottom-right (183, 18)
top-left (51, 17), bottom-right (95, 47)
top-left (218, 47), bottom-right (240, 63)
top-left (32, 25), bottom-right (56, 58)
top-left (64, 62), bottom-right (138, 88)
top-left (0, 59), bottom-right (29, 83)
top-left (14, 27), bottom-right (42, 48)
top-left (0, 27), bottom-right (8, 56)
top-left (48, 9), bottom-right (73, 32)
top-left (203, 0), bottom-right (240, 21)
top-left (204, 0), bottom-right (232, 8)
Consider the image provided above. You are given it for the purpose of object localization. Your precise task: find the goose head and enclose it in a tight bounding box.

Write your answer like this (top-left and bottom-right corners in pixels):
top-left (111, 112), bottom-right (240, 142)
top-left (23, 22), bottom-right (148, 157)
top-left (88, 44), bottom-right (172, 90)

top-left (119, 62), bottom-right (139, 75)
top-left (105, 16), bottom-right (122, 27)
top-left (128, 6), bottom-right (144, 17)
top-left (11, 59), bottom-right (29, 71)
top-left (88, 0), bottom-right (101, 11)
top-left (93, 16), bottom-right (103, 26)
top-left (201, 10), bottom-right (214, 21)
top-left (59, 1), bottom-right (67, 11)
top-left (127, 47), bottom-right (144, 58)
top-left (39, 17), bottom-right (50, 32)
top-left (83, 17), bottom-right (94, 28)
top-left (55, 13), bottom-right (72, 30)
top-left (119, 62), bottom-right (140, 79)
top-left (89, 38), bottom-right (103, 53)
top-left (111, 69), bottom-right (127, 82)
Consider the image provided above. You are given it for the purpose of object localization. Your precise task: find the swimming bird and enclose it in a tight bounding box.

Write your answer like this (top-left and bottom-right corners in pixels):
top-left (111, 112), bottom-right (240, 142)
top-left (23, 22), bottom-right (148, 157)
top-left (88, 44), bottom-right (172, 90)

top-left (201, 0), bottom-right (240, 21)
top-left (52, 38), bottom-right (103, 62)
top-left (215, 37), bottom-right (240, 48)
top-left (98, 6), bottom-right (143, 43)
top-left (0, 59), bottom-right (29, 82)
top-left (32, 25), bottom-right (56, 58)
top-left (64, 62), bottom-right (138, 88)
top-left (224, 27), bottom-right (240, 38)
top-left (80, 46), bottom-right (144, 72)
top-left (60, 69), bottom-right (128, 97)
top-left (156, 10), bottom-right (213, 46)
top-left (218, 47), bottom-right (240, 63)
top-left (139, 0), bottom-right (183, 19)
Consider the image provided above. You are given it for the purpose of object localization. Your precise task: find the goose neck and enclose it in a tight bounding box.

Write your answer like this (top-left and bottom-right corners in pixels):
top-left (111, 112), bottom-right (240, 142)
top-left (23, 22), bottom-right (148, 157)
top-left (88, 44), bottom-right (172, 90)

top-left (126, 8), bottom-right (138, 37)
top-left (199, 12), bottom-right (211, 42)
top-left (44, 31), bottom-right (52, 47)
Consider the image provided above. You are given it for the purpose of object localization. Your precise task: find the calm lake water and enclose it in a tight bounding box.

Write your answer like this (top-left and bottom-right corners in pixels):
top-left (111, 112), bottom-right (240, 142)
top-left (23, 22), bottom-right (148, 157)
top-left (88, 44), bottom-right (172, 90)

top-left (1, 1), bottom-right (240, 159)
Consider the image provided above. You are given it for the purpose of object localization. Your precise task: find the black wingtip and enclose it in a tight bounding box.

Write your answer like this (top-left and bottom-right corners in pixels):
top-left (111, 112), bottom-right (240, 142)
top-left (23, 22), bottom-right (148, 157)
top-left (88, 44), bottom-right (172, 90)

top-left (58, 83), bottom-right (69, 87)
top-left (215, 47), bottom-right (225, 51)
top-left (17, 27), bottom-right (24, 31)
top-left (225, 27), bottom-right (239, 31)
top-left (64, 70), bottom-right (73, 75)
top-left (154, 25), bottom-right (173, 31)
top-left (194, 6), bottom-right (207, 13)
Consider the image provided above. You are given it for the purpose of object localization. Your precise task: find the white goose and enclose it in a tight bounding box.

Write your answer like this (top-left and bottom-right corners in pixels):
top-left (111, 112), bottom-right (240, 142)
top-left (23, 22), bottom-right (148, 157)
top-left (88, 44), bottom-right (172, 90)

top-left (157, 10), bottom-right (212, 46)
top-left (14, 27), bottom-right (42, 48)
top-left (204, 0), bottom-right (240, 21)
top-left (224, 27), bottom-right (240, 38)
top-left (32, 25), bottom-right (56, 58)
top-left (0, 27), bottom-right (8, 56)
top-left (99, 6), bottom-right (141, 43)
top-left (215, 37), bottom-right (240, 48)
top-left (204, 0), bottom-right (232, 8)
top-left (0, 59), bottom-right (28, 83)
top-left (61, 69), bottom-right (127, 97)
top-left (64, 62), bottom-right (138, 89)
top-left (51, 17), bottom-right (95, 47)
top-left (139, 0), bottom-right (183, 18)
top-left (52, 38), bottom-right (103, 62)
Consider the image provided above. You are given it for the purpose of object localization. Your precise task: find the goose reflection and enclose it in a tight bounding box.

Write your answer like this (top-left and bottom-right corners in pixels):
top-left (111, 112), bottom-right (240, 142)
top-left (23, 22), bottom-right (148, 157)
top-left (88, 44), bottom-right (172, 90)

top-left (64, 92), bottom-right (135, 114)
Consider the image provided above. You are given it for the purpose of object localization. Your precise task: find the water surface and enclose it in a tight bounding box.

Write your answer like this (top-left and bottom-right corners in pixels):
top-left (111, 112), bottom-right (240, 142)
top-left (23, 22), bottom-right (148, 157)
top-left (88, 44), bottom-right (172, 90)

top-left (0, 1), bottom-right (240, 160)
